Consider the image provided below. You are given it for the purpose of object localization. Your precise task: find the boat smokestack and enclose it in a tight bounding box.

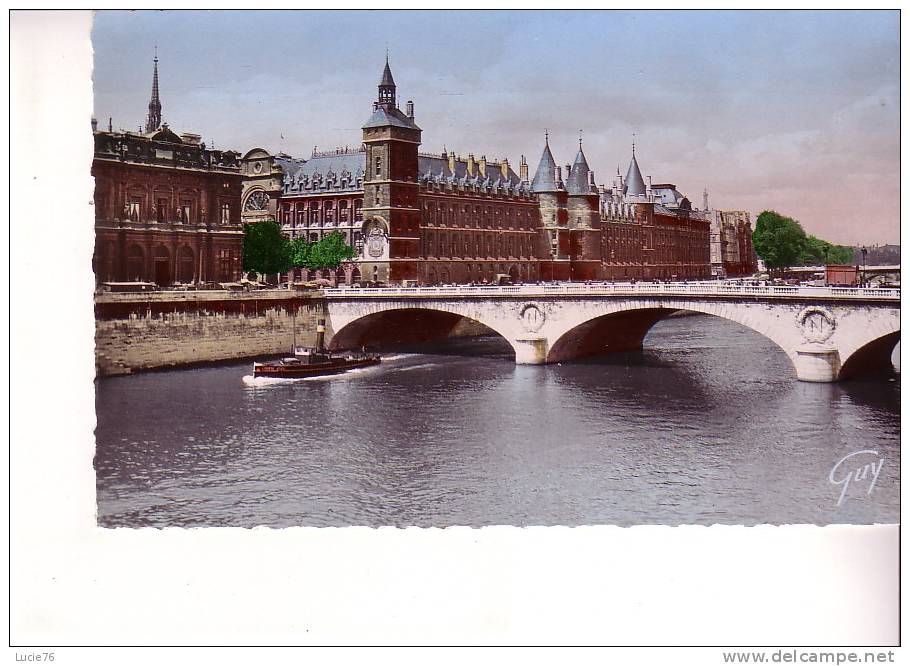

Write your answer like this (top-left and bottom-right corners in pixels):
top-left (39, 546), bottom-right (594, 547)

top-left (316, 318), bottom-right (326, 352)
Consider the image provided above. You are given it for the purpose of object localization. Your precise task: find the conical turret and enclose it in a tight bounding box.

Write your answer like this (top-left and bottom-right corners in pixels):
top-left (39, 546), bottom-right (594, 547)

top-left (566, 138), bottom-right (596, 196)
top-left (623, 146), bottom-right (646, 198)
top-left (531, 134), bottom-right (563, 193)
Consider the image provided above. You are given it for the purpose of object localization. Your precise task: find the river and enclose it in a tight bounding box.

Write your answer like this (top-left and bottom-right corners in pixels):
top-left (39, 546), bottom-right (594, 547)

top-left (95, 314), bottom-right (900, 527)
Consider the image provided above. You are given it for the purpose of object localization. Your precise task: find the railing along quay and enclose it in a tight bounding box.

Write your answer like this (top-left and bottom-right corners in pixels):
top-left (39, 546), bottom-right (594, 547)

top-left (324, 282), bottom-right (901, 301)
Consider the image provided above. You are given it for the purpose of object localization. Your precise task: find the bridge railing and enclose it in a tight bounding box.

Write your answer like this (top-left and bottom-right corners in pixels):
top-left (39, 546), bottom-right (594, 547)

top-left (324, 282), bottom-right (901, 300)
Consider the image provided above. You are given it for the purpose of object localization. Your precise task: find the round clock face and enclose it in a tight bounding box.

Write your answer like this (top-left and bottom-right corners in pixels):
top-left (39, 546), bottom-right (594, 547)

top-left (253, 161), bottom-right (263, 174)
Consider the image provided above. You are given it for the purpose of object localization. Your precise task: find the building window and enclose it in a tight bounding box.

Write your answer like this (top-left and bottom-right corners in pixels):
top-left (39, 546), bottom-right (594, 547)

top-left (310, 204), bottom-right (319, 224)
top-left (375, 156), bottom-right (382, 178)
top-left (128, 197), bottom-right (141, 222)
top-left (339, 201), bottom-right (349, 223)
top-left (180, 199), bottom-right (192, 224)
top-left (221, 203), bottom-right (231, 224)
top-left (354, 200), bottom-right (363, 221)
top-left (156, 198), bottom-right (167, 223)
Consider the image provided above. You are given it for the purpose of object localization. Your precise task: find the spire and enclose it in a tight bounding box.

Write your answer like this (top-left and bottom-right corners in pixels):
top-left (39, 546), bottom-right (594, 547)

top-left (531, 133), bottom-right (561, 193)
top-left (566, 136), bottom-right (596, 196)
top-left (145, 49), bottom-right (162, 133)
top-left (376, 52), bottom-right (397, 110)
top-left (623, 147), bottom-right (646, 198)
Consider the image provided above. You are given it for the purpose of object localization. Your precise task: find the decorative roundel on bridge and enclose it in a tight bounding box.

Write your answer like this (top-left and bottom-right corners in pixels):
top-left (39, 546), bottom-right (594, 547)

top-left (519, 303), bottom-right (546, 333)
top-left (796, 306), bottom-right (837, 343)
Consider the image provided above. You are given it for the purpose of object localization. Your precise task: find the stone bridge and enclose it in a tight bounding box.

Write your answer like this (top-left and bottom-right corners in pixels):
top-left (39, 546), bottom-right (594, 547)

top-left (323, 283), bottom-right (900, 382)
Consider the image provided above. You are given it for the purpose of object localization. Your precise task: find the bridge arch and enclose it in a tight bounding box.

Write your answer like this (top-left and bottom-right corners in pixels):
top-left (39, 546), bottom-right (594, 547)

top-left (328, 305), bottom-right (517, 359)
top-left (545, 301), bottom-right (799, 372)
top-left (838, 330), bottom-right (900, 380)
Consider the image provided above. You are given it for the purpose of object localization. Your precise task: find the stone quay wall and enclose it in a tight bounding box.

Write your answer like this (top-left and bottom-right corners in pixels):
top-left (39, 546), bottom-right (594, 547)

top-left (95, 289), bottom-right (496, 377)
top-left (94, 290), bottom-right (329, 376)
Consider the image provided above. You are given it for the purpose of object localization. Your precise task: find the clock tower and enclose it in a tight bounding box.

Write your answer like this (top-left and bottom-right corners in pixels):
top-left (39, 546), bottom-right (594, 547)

top-left (360, 56), bottom-right (422, 284)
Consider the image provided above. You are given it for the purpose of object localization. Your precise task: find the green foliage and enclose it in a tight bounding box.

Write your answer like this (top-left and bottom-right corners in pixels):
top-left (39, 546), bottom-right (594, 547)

top-left (242, 221), bottom-right (292, 276)
top-left (290, 232), bottom-right (357, 271)
top-left (289, 236), bottom-right (311, 268)
top-left (752, 210), bottom-right (807, 272)
top-left (798, 235), bottom-right (854, 265)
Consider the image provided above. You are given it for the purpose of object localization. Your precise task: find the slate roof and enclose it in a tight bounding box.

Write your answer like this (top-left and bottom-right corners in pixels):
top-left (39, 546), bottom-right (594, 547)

top-left (531, 140), bottom-right (563, 193)
top-left (282, 151), bottom-right (365, 194)
top-left (418, 155), bottom-right (530, 193)
top-left (379, 59), bottom-right (395, 87)
top-left (362, 106), bottom-right (421, 130)
top-left (565, 145), bottom-right (597, 196)
top-left (623, 153), bottom-right (647, 197)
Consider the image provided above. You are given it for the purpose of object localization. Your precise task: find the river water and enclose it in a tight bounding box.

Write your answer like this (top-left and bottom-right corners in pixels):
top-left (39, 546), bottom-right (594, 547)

top-left (95, 314), bottom-right (900, 527)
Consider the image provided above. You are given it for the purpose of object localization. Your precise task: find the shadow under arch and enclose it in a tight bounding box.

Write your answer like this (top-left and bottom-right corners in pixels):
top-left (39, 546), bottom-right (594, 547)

top-left (329, 307), bottom-right (515, 359)
top-left (546, 306), bottom-right (796, 374)
top-left (838, 331), bottom-right (900, 380)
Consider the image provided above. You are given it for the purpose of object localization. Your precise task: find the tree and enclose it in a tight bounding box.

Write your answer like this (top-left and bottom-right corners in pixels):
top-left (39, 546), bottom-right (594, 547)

top-left (798, 235), bottom-right (854, 265)
top-left (289, 236), bottom-right (311, 268)
top-left (242, 221), bottom-right (292, 276)
top-left (752, 211), bottom-right (807, 275)
top-left (304, 232), bottom-right (356, 271)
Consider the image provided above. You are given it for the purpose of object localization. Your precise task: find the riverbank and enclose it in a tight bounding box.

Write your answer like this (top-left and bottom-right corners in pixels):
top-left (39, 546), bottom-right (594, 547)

top-left (95, 288), bottom-right (496, 377)
top-left (95, 290), bottom-right (328, 377)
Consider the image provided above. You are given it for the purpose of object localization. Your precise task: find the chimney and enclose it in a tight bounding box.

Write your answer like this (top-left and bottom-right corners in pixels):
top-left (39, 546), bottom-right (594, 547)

top-left (467, 153), bottom-right (475, 176)
top-left (501, 157), bottom-right (510, 179)
top-left (556, 166), bottom-right (563, 183)
top-left (478, 155), bottom-right (486, 177)
top-left (589, 170), bottom-right (595, 187)
top-left (519, 155), bottom-right (528, 182)
top-left (91, 117), bottom-right (98, 132)
top-left (448, 151), bottom-right (456, 173)
top-left (646, 175), bottom-right (652, 197)
top-left (565, 163), bottom-right (572, 179)
top-left (406, 100), bottom-right (414, 118)
top-left (108, 117), bottom-right (113, 132)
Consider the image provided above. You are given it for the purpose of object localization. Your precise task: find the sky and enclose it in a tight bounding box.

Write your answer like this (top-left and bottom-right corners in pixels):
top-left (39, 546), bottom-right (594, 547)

top-left (92, 10), bottom-right (899, 245)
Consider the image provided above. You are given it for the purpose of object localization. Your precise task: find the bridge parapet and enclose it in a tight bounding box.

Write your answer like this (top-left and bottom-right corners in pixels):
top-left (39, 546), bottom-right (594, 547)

top-left (325, 283), bottom-right (900, 301)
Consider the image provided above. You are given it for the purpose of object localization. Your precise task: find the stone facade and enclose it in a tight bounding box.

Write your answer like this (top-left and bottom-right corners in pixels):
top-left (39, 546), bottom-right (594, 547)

top-left (92, 58), bottom-right (244, 286)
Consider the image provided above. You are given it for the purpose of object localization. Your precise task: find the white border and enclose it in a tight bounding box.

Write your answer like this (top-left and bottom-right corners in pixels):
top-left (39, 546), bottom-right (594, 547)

top-left (8, 10), bottom-right (900, 652)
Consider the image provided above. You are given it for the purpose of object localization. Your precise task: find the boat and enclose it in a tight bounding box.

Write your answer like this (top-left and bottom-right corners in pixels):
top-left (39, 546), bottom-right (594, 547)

top-left (252, 313), bottom-right (380, 378)
top-left (253, 347), bottom-right (381, 378)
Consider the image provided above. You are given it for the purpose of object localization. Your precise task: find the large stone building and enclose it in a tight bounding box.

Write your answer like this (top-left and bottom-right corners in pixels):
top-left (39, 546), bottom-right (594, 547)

top-left (92, 56), bottom-right (244, 286)
top-left (703, 196), bottom-right (758, 278)
top-left (240, 58), bottom-right (711, 285)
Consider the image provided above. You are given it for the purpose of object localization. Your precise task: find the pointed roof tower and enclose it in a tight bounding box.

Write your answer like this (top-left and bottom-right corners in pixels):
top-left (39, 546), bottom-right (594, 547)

top-left (531, 132), bottom-right (562, 193)
top-left (623, 142), bottom-right (646, 198)
top-left (363, 54), bottom-right (419, 130)
top-left (566, 135), bottom-right (596, 195)
top-left (377, 52), bottom-right (396, 110)
top-left (145, 49), bottom-right (162, 134)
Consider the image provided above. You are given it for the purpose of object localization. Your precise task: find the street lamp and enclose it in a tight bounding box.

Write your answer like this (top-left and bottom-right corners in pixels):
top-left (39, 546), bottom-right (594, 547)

top-left (861, 246), bottom-right (868, 287)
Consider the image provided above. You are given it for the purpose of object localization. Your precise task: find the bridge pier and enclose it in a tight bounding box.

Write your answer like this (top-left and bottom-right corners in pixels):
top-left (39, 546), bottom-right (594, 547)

top-left (793, 346), bottom-right (841, 383)
top-left (512, 335), bottom-right (549, 364)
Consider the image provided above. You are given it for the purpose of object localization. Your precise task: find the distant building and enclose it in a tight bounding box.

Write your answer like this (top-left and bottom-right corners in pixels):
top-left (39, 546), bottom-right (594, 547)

top-left (240, 57), bottom-right (712, 284)
top-left (703, 197), bottom-right (757, 278)
top-left (92, 55), bottom-right (244, 286)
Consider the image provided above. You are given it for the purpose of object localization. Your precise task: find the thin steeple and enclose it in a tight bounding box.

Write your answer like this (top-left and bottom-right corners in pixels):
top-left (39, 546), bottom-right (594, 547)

top-left (145, 49), bottom-right (162, 133)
